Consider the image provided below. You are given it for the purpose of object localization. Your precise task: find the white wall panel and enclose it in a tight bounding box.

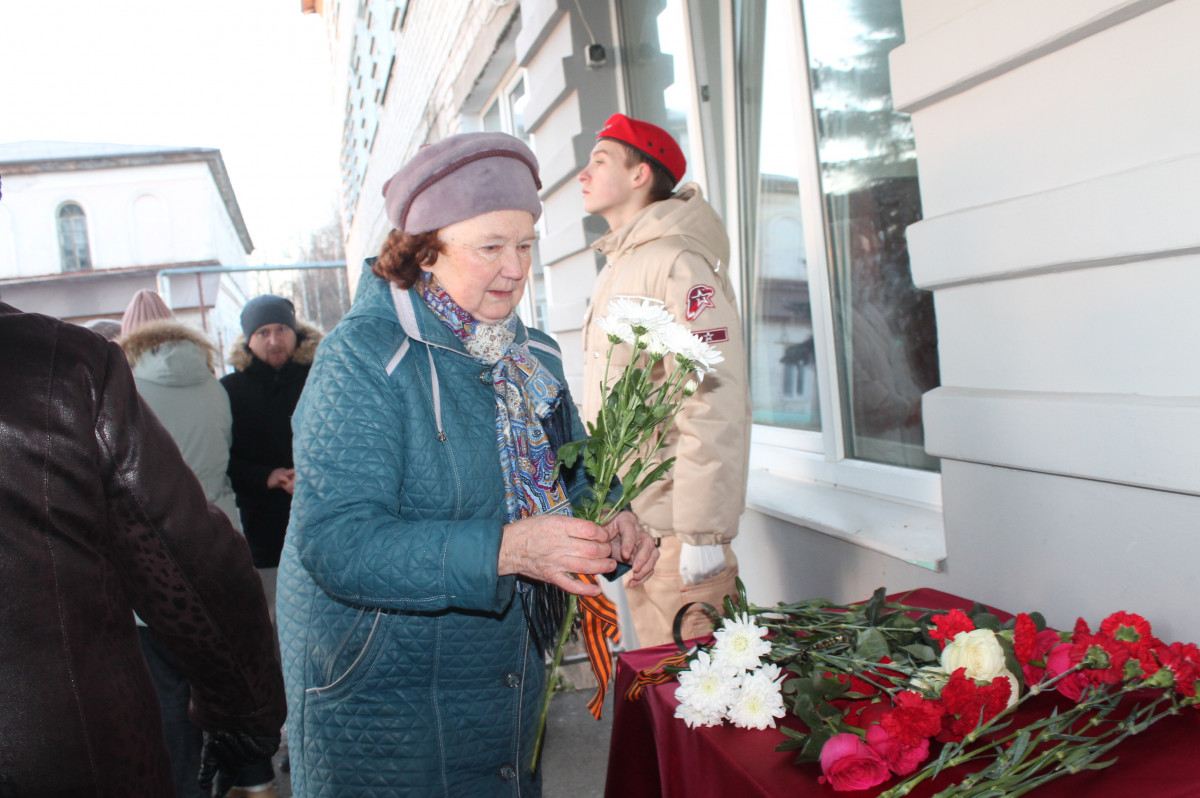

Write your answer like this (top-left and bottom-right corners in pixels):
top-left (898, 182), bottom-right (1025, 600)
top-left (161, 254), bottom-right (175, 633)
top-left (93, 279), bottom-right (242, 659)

top-left (925, 387), bottom-right (1200, 495)
top-left (904, 0), bottom-right (1200, 217)
top-left (933, 255), bottom-right (1200, 395)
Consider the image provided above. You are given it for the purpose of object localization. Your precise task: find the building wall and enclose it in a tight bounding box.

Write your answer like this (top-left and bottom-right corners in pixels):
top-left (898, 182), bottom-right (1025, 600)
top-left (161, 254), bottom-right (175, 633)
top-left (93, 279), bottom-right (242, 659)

top-left (325, 0), bottom-right (1200, 643)
top-left (0, 161), bottom-right (247, 278)
top-left (886, 0), bottom-right (1200, 639)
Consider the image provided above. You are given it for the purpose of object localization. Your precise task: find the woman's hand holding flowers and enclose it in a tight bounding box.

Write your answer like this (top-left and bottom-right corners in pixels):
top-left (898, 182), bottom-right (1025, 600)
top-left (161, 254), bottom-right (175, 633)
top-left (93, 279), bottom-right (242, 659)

top-left (498, 514), bottom-right (617, 596)
top-left (603, 510), bottom-right (658, 587)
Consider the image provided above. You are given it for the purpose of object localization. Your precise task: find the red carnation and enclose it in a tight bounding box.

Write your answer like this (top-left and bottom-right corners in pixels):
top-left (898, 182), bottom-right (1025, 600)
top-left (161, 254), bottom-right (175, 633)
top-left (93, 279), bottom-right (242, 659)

top-left (1100, 611), bottom-right (1153, 643)
top-left (1023, 629), bottom-right (1064, 686)
top-left (880, 690), bottom-right (944, 746)
top-left (929, 609), bottom-right (975, 648)
top-left (937, 668), bottom-right (1012, 742)
top-left (1014, 613), bottom-right (1038, 664)
top-left (1075, 632), bottom-right (1130, 687)
top-left (1159, 642), bottom-right (1200, 698)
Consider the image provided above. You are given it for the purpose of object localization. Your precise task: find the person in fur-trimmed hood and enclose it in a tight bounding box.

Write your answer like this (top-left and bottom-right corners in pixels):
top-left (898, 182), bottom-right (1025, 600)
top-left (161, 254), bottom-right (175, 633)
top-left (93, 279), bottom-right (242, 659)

top-left (221, 296), bottom-right (322, 573)
top-left (119, 290), bottom-right (253, 798)
top-left (119, 295), bottom-right (240, 529)
top-left (220, 295), bottom-right (320, 797)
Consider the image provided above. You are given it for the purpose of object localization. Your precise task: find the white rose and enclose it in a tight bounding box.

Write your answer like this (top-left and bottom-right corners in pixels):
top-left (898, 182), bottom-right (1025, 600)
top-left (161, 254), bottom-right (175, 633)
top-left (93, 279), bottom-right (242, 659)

top-left (940, 628), bottom-right (1008, 681)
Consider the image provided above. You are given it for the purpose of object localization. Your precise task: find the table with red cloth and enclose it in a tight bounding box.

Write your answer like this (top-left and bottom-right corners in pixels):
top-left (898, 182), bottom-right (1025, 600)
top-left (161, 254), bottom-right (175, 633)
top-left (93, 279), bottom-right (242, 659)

top-left (604, 588), bottom-right (1200, 798)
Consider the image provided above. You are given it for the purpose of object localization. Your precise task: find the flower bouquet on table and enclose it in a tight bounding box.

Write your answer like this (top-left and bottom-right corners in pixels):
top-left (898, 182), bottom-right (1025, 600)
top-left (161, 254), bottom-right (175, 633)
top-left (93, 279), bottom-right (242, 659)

top-left (530, 296), bottom-right (723, 770)
top-left (628, 584), bottom-right (1200, 796)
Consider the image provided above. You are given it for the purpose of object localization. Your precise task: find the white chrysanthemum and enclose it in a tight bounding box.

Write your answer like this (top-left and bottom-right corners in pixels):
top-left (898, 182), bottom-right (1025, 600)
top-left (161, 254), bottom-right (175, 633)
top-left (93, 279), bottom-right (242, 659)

top-left (607, 296), bottom-right (674, 334)
top-left (595, 314), bottom-right (636, 346)
top-left (712, 613), bottom-right (772, 672)
top-left (674, 650), bottom-right (739, 725)
top-left (727, 664), bottom-right (787, 730)
top-left (659, 323), bottom-right (724, 380)
top-left (674, 697), bottom-right (725, 728)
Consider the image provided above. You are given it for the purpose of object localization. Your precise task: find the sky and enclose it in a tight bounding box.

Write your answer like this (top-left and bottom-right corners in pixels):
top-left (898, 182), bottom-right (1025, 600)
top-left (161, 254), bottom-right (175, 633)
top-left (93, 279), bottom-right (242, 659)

top-left (0, 0), bottom-right (342, 264)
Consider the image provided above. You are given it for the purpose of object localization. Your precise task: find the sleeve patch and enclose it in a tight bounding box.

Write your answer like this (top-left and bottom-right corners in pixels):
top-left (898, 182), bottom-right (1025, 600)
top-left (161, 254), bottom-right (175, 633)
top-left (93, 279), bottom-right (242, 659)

top-left (685, 284), bottom-right (717, 321)
top-left (691, 327), bottom-right (729, 344)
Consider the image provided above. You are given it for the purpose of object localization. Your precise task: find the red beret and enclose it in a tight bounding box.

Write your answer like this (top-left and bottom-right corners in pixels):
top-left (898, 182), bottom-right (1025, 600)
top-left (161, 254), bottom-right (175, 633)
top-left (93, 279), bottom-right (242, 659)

top-left (596, 113), bottom-right (686, 184)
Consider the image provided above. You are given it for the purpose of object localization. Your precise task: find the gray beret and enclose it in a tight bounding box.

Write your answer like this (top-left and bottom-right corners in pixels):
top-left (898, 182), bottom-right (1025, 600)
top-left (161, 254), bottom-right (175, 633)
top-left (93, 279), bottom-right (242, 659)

top-left (382, 132), bottom-right (543, 233)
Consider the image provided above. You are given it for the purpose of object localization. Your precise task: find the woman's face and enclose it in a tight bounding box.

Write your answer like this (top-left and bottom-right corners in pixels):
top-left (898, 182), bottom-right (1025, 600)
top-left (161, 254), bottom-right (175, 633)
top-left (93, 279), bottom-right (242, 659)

top-left (425, 210), bottom-right (536, 323)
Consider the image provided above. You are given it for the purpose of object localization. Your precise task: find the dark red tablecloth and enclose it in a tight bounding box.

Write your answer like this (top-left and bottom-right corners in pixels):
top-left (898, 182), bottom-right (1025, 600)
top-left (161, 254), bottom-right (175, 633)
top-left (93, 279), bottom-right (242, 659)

top-left (605, 588), bottom-right (1200, 798)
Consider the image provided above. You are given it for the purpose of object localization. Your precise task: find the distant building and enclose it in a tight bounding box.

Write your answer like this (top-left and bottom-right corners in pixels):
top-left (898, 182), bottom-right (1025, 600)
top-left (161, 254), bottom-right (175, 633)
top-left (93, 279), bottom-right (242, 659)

top-left (0, 141), bottom-right (254, 357)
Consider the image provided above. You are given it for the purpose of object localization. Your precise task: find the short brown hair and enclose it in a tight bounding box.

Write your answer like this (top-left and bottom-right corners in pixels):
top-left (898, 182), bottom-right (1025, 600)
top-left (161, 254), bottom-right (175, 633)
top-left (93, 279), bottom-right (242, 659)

top-left (606, 138), bottom-right (677, 203)
top-left (371, 229), bottom-right (445, 289)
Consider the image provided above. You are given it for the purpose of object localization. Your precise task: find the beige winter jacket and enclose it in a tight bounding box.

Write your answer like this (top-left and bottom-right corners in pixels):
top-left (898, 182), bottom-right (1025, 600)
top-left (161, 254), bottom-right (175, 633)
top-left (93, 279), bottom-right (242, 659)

top-left (581, 183), bottom-right (751, 546)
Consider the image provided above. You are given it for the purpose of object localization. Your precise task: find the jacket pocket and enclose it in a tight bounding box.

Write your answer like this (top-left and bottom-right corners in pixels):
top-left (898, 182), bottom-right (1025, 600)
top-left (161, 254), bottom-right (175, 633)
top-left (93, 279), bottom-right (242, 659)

top-left (305, 608), bottom-right (392, 703)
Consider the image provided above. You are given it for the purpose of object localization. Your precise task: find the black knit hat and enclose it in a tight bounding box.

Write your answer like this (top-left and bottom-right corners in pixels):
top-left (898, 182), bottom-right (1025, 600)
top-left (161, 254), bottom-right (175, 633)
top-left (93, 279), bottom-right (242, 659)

top-left (241, 295), bottom-right (297, 338)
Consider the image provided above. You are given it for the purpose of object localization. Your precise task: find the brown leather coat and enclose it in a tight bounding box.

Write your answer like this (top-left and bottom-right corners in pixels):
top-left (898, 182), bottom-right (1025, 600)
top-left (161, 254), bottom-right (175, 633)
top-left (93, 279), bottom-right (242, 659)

top-left (0, 303), bottom-right (285, 795)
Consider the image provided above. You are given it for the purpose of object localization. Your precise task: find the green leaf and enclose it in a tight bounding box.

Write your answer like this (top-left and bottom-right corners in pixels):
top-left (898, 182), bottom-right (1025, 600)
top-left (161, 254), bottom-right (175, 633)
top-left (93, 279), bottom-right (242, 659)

top-left (864, 587), bottom-right (888, 625)
top-left (557, 439), bottom-right (585, 469)
top-left (855, 626), bottom-right (890, 662)
top-left (899, 642), bottom-right (938, 662)
top-left (797, 728), bottom-right (833, 763)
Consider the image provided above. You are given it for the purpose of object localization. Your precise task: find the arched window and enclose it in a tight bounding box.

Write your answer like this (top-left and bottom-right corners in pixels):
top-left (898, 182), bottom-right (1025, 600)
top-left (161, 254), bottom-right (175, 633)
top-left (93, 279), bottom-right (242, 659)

top-left (57, 202), bottom-right (92, 272)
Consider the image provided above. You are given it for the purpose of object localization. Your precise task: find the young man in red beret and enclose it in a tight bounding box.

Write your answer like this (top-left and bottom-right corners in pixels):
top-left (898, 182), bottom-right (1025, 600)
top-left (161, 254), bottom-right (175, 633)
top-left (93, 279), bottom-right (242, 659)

top-left (578, 113), bottom-right (751, 648)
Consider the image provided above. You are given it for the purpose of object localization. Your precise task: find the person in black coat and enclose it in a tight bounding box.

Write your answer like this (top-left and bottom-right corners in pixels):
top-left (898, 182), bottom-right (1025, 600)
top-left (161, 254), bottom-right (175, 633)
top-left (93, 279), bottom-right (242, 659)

top-left (219, 294), bottom-right (321, 798)
top-left (221, 295), bottom-right (322, 572)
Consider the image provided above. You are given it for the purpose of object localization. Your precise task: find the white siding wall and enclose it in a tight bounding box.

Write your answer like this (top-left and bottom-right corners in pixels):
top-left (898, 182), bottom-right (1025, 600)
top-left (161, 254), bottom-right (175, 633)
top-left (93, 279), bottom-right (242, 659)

top-left (885, 0), bottom-right (1200, 639)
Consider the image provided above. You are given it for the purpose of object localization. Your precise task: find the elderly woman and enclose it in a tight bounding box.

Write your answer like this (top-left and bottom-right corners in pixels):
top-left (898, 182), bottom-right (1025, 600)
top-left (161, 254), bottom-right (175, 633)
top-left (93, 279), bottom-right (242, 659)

top-left (277, 132), bottom-right (658, 797)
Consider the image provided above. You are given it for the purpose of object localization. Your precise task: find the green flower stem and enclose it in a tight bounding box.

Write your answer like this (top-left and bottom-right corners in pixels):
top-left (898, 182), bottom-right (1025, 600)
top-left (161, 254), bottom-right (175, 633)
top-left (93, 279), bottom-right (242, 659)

top-left (530, 592), bottom-right (579, 772)
top-left (534, 328), bottom-right (702, 773)
top-left (880, 674), bottom-right (1179, 798)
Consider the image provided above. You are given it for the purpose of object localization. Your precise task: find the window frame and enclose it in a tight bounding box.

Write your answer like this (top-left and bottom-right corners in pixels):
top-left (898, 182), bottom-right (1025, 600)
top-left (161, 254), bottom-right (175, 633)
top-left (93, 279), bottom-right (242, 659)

top-left (712, 0), bottom-right (944, 537)
top-left (57, 200), bottom-right (93, 273)
top-left (478, 67), bottom-right (548, 332)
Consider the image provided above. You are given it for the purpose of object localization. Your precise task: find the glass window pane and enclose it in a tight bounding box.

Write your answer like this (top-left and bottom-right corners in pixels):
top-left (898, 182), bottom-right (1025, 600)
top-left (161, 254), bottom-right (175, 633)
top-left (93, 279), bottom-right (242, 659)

top-left (58, 203), bottom-right (92, 273)
top-left (507, 76), bottom-right (528, 143)
top-left (803, 0), bottom-right (939, 470)
top-left (737, 0), bottom-right (821, 431)
top-left (616, 0), bottom-right (694, 183)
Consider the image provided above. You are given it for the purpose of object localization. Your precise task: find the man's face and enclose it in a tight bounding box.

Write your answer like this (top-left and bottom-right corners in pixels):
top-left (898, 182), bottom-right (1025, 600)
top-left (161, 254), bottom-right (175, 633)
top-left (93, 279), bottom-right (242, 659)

top-left (247, 323), bottom-right (297, 369)
top-left (578, 140), bottom-right (642, 226)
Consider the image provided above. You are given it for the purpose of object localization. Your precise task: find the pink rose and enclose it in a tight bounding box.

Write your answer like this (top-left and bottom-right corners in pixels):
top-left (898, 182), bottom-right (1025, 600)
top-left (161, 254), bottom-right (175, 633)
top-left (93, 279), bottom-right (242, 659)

top-left (865, 723), bottom-right (930, 776)
top-left (818, 733), bottom-right (891, 791)
top-left (1045, 643), bottom-right (1088, 702)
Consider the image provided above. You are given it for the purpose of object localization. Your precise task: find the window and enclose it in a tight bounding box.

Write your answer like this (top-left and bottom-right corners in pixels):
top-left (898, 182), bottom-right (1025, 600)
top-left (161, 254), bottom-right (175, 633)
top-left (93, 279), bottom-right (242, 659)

top-left (57, 202), bottom-right (92, 272)
top-left (617, 0), bottom-right (941, 517)
top-left (616, 0), bottom-right (695, 185)
top-left (735, 0), bottom-right (938, 473)
top-left (480, 70), bottom-right (546, 331)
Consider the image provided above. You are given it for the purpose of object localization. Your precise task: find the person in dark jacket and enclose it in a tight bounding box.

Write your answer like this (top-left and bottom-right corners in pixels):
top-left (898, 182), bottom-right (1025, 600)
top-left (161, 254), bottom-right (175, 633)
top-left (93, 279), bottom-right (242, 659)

top-left (221, 295), bottom-right (322, 574)
top-left (0, 300), bottom-right (286, 796)
top-left (220, 294), bottom-right (321, 797)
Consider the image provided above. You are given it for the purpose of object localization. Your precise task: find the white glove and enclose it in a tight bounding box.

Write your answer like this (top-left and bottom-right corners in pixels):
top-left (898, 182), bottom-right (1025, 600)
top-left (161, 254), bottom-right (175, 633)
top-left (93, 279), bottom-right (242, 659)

top-left (678, 543), bottom-right (725, 586)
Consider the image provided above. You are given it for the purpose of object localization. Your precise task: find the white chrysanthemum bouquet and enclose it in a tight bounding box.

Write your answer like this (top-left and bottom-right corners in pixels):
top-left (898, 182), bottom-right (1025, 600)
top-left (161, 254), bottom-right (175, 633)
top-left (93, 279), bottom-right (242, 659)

top-left (675, 613), bottom-right (787, 731)
top-left (558, 296), bottom-right (723, 524)
top-left (533, 296), bottom-right (724, 769)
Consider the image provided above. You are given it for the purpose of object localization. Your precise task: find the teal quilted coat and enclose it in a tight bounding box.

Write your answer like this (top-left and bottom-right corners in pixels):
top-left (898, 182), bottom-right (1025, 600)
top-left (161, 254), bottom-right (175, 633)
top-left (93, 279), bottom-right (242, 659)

top-left (278, 263), bottom-right (589, 797)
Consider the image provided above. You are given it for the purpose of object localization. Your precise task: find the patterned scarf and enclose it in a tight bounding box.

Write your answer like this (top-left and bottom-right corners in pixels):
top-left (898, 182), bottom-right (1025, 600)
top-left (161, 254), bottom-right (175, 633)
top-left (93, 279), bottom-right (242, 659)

top-left (420, 276), bottom-right (621, 718)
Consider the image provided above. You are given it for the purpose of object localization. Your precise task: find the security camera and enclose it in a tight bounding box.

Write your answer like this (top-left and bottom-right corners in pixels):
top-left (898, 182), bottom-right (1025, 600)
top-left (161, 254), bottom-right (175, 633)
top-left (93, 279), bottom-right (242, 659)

top-left (586, 42), bottom-right (607, 68)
